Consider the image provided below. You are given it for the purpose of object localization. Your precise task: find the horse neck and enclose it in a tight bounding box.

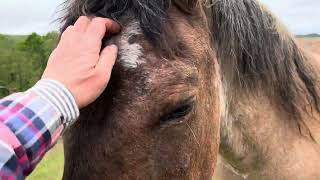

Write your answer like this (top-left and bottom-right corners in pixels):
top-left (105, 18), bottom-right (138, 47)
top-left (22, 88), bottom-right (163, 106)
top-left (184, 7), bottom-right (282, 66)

top-left (301, 50), bottom-right (320, 140)
top-left (219, 53), bottom-right (320, 179)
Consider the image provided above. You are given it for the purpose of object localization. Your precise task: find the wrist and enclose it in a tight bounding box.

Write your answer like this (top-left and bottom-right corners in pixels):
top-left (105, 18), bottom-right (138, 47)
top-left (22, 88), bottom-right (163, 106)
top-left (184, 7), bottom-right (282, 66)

top-left (28, 79), bottom-right (80, 126)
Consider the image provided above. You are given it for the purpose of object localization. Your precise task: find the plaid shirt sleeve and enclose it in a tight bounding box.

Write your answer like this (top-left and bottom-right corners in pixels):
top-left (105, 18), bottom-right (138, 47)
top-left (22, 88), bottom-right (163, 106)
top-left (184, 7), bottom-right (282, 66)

top-left (0, 79), bottom-right (79, 180)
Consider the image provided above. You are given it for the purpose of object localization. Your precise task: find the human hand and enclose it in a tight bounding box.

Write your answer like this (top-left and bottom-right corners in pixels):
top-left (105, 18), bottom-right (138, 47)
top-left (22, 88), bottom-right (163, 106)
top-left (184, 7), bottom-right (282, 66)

top-left (42, 16), bottom-right (120, 108)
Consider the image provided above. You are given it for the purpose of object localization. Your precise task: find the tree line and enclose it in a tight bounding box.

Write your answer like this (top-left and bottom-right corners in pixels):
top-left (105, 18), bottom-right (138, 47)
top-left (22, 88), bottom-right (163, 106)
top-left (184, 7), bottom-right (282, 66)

top-left (0, 32), bottom-right (59, 97)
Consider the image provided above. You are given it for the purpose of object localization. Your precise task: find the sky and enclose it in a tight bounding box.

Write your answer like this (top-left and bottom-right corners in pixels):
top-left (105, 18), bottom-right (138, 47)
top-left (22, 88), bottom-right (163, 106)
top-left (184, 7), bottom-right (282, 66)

top-left (0, 0), bottom-right (319, 35)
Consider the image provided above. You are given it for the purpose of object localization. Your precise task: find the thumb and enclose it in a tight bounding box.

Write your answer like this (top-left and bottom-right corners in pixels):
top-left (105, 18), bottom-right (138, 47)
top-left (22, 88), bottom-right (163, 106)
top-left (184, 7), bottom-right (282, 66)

top-left (95, 44), bottom-right (118, 81)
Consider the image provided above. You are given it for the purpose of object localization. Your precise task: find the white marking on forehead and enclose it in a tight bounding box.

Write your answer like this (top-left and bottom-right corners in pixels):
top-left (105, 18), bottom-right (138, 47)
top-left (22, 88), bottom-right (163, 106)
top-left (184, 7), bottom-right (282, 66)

top-left (118, 20), bottom-right (145, 69)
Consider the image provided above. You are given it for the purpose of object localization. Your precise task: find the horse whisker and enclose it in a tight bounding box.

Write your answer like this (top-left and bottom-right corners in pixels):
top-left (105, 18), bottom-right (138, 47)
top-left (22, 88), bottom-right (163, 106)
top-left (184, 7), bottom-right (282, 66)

top-left (186, 121), bottom-right (201, 148)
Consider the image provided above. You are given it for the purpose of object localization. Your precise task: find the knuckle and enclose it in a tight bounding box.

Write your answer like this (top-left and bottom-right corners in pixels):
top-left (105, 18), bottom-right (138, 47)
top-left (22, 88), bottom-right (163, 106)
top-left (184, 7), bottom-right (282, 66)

top-left (78, 16), bottom-right (87, 20)
top-left (85, 36), bottom-right (99, 45)
top-left (91, 18), bottom-right (106, 28)
top-left (77, 16), bottom-right (90, 25)
top-left (95, 69), bottom-right (107, 81)
top-left (63, 26), bottom-right (84, 40)
top-left (62, 25), bottom-right (75, 37)
top-left (65, 25), bottom-right (75, 32)
top-left (93, 17), bottom-right (105, 21)
top-left (94, 69), bottom-right (103, 77)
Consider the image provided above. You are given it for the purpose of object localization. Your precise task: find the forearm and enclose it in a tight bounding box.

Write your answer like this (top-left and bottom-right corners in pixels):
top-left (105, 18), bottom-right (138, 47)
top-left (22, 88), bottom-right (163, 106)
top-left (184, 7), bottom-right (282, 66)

top-left (0, 79), bottom-right (79, 178)
top-left (0, 16), bottom-right (118, 180)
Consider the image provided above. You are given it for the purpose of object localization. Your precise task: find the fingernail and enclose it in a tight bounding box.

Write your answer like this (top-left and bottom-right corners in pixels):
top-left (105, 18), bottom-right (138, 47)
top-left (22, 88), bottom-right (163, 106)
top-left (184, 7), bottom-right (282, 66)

top-left (111, 22), bottom-right (121, 33)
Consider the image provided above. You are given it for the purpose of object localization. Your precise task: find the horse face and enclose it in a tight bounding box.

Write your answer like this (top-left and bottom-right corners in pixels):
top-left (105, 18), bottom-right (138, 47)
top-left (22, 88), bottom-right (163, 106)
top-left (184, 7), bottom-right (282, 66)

top-left (62, 1), bottom-right (222, 179)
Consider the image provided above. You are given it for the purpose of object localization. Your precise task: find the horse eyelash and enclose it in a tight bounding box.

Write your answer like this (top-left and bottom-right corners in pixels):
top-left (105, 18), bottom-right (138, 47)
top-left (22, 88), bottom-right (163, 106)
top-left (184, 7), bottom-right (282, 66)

top-left (160, 97), bottom-right (195, 123)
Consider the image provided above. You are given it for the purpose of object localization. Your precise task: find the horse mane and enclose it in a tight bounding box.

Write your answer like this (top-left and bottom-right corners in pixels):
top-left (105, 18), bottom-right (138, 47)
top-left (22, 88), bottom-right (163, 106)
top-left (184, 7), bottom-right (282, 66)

top-left (207, 0), bottom-right (320, 134)
top-left (60, 0), bottom-right (198, 57)
top-left (62, 0), bottom-right (169, 42)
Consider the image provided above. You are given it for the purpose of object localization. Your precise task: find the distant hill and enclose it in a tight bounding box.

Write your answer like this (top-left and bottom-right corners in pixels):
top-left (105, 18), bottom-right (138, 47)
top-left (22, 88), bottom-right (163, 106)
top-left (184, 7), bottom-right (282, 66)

top-left (296, 33), bottom-right (320, 38)
top-left (0, 34), bottom-right (27, 43)
top-left (0, 34), bottom-right (27, 50)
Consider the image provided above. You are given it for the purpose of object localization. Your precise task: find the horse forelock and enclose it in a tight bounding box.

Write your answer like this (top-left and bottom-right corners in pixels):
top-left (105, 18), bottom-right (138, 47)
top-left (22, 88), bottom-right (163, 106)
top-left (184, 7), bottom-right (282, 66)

top-left (61, 0), bottom-right (170, 53)
top-left (207, 0), bottom-right (320, 138)
top-left (61, 0), bottom-right (208, 62)
top-left (62, 0), bottom-right (168, 29)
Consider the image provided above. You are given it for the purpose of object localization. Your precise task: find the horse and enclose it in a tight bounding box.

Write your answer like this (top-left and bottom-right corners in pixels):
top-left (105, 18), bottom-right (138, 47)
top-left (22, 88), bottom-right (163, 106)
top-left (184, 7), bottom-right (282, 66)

top-left (209, 0), bottom-right (320, 179)
top-left (60, 0), bottom-right (222, 179)
top-left (59, 0), bottom-right (320, 179)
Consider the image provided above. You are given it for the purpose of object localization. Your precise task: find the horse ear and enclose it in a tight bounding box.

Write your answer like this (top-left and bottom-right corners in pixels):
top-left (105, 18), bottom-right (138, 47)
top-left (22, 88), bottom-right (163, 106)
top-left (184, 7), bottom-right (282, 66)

top-left (173, 0), bottom-right (198, 14)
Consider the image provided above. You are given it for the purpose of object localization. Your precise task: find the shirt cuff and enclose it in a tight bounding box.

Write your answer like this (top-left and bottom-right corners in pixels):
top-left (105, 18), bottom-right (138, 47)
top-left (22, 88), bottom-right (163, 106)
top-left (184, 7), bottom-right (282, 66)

top-left (28, 79), bottom-right (80, 127)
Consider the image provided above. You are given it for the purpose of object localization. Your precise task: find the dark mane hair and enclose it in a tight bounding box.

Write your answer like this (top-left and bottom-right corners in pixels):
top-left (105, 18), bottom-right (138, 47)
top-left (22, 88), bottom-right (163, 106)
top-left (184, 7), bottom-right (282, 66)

top-left (62, 0), bottom-right (170, 43)
top-left (207, 0), bottom-right (320, 134)
top-left (66, 0), bottom-right (170, 40)
top-left (60, 0), bottom-right (198, 57)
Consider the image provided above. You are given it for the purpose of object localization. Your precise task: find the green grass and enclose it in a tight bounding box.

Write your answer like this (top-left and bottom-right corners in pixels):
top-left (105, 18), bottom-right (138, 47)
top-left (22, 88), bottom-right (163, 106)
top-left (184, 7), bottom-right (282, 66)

top-left (27, 141), bottom-right (64, 180)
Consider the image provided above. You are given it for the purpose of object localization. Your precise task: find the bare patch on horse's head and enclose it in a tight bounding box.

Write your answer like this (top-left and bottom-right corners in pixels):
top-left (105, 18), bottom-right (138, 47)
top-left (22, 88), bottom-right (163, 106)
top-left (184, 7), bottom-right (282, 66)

top-left (117, 20), bottom-right (145, 69)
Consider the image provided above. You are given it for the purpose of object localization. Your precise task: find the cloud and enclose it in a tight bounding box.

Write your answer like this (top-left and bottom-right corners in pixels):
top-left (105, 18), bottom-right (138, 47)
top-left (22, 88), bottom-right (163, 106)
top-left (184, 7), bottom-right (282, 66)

top-left (0, 0), bottom-right (319, 35)
top-left (260, 0), bottom-right (320, 34)
top-left (0, 0), bottom-right (64, 35)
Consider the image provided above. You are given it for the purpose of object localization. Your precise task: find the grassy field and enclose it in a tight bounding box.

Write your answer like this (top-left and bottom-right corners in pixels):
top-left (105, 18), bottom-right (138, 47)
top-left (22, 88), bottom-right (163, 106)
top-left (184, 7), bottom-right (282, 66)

top-left (298, 37), bottom-right (320, 55)
top-left (28, 142), bottom-right (64, 180)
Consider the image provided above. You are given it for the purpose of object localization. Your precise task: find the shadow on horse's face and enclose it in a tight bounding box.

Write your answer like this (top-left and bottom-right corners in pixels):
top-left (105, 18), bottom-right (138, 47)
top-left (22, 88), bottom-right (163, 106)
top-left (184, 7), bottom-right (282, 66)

top-left (62, 2), bottom-right (222, 179)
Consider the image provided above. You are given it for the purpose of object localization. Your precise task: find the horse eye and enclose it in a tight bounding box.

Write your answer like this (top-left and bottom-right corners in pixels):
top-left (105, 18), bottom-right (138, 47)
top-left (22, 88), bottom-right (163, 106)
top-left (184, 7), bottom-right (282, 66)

top-left (160, 99), bottom-right (195, 124)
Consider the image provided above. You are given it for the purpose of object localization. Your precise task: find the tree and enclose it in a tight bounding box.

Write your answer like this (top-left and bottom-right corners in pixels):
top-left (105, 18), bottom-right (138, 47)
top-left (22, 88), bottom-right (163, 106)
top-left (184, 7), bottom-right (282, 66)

top-left (0, 32), bottom-right (59, 97)
top-left (43, 32), bottom-right (59, 57)
top-left (19, 33), bottom-right (47, 74)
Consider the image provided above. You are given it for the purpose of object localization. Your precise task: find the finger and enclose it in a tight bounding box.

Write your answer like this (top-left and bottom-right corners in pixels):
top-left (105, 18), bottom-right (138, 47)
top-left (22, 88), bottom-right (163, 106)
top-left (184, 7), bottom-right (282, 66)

top-left (86, 17), bottom-right (120, 41)
top-left (74, 16), bottom-right (91, 32)
top-left (105, 19), bottom-right (121, 34)
top-left (60, 25), bottom-right (75, 40)
top-left (95, 45), bottom-right (118, 80)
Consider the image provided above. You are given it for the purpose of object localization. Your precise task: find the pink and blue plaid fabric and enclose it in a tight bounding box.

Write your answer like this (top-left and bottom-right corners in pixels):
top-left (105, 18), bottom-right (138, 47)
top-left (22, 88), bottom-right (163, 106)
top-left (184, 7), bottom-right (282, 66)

top-left (0, 80), bottom-right (79, 180)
